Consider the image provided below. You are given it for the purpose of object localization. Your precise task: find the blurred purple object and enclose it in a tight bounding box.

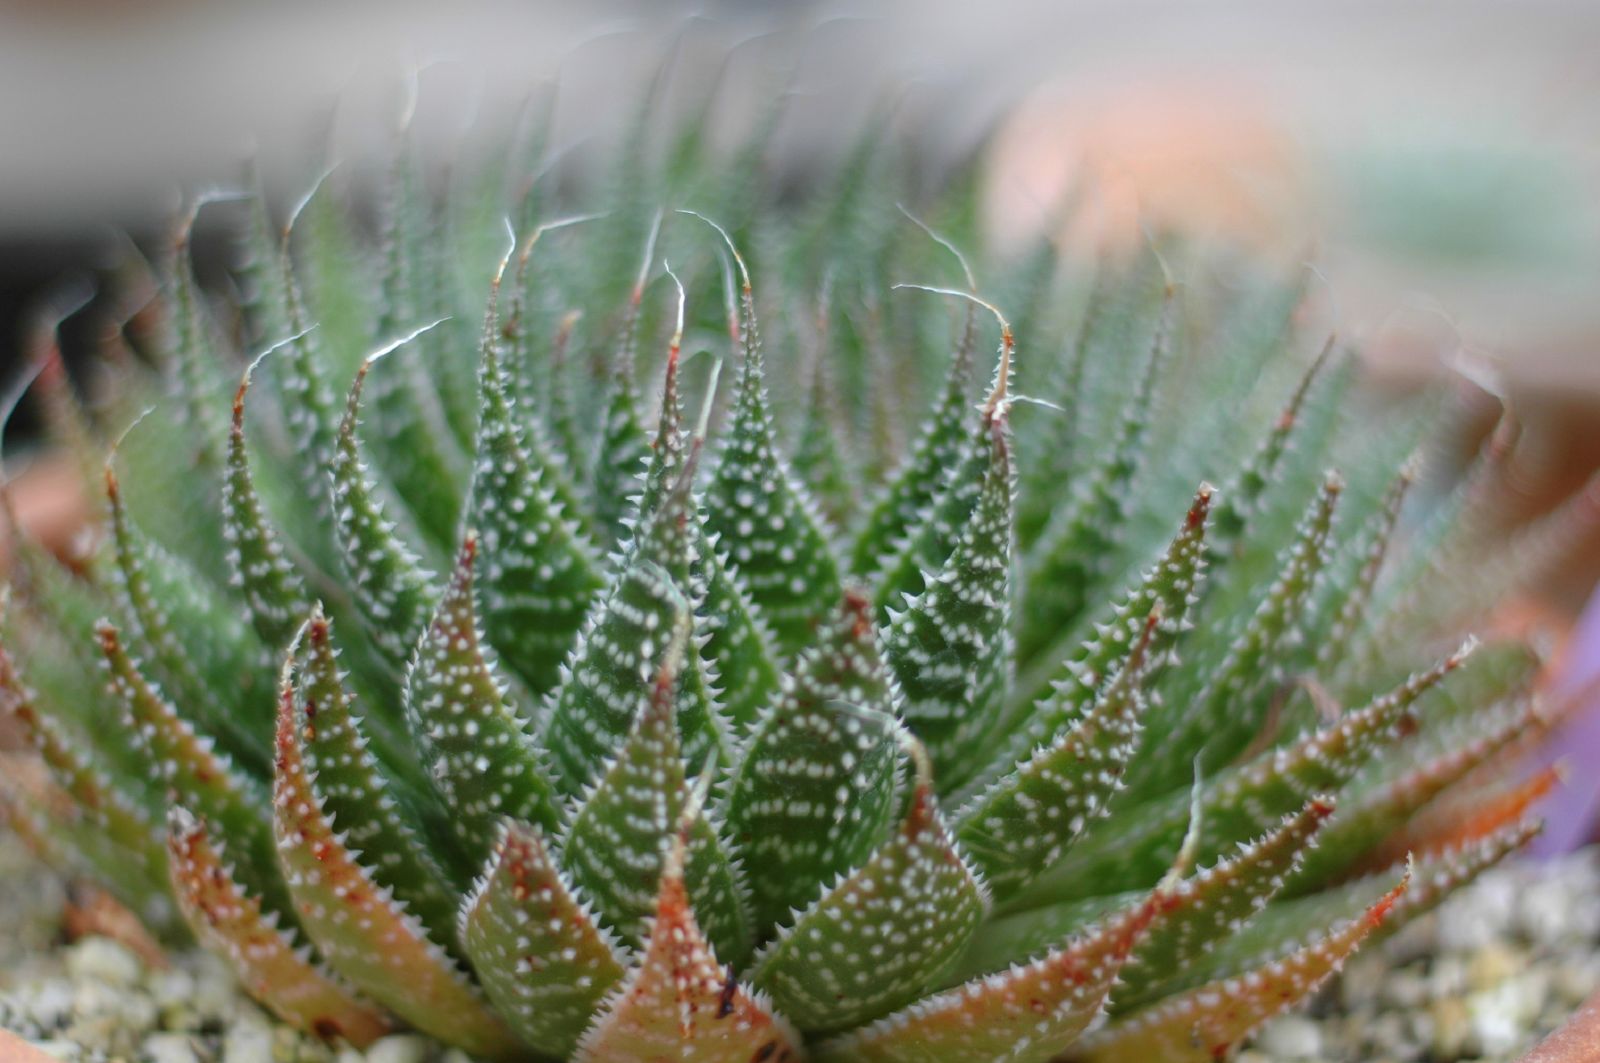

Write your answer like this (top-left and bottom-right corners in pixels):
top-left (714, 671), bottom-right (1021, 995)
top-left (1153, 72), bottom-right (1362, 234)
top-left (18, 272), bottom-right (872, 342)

top-left (1531, 583), bottom-right (1600, 856)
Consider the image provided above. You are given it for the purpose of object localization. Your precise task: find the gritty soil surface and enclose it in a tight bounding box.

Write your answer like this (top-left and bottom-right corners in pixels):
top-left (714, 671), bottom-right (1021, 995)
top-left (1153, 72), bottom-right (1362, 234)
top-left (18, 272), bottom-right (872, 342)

top-left (2, 831), bottom-right (1597, 1062)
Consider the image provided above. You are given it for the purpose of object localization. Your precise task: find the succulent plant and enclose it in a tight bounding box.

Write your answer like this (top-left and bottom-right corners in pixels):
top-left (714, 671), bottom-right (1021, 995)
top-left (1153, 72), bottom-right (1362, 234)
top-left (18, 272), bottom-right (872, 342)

top-left (0, 91), bottom-right (1564, 1063)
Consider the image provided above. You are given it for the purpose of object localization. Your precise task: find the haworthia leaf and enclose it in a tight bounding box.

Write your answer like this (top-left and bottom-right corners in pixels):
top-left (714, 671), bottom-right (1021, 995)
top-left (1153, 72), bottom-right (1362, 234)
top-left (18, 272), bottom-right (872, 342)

top-left (236, 181), bottom-right (290, 347)
top-left (695, 542), bottom-right (782, 735)
top-left (750, 741), bottom-right (988, 1033)
top-left (884, 377), bottom-right (1014, 789)
top-left (1069, 869), bottom-right (1408, 1063)
top-left (1309, 466), bottom-right (1412, 676)
top-left (873, 414), bottom-right (991, 619)
top-left (1284, 701), bottom-right (1534, 892)
top-left (1112, 796), bottom-right (1336, 1012)
top-left (700, 222), bottom-right (843, 655)
top-left (1008, 483), bottom-right (1212, 718)
top-left (792, 354), bottom-right (855, 529)
top-left (105, 466), bottom-right (270, 776)
top-left (164, 215), bottom-right (227, 470)
top-left (96, 621), bottom-right (285, 919)
top-left (223, 363), bottom-right (312, 648)
top-left (588, 222), bottom-right (659, 547)
top-left (1207, 339), bottom-right (1335, 562)
top-left (0, 636), bottom-right (162, 878)
top-left (725, 590), bottom-right (903, 938)
top-left (269, 669), bottom-right (520, 1060)
top-left (634, 336), bottom-right (783, 736)
top-left (573, 820), bottom-right (803, 1063)
top-left (365, 150), bottom-right (467, 547)
top-left (165, 806), bottom-right (395, 1048)
top-left (403, 534), bottom-right (561, 863)
top-left (1177, 820), bottom-right (1537, 996)
top-left (273, 240), bottom-right (344, 538)
top-left (818, 883), bottom-right (1170, 1063)
top-left (562, 636), bottom-right (750, 965)
top-left (1362, 762), bottom-right (1555, 873)
top-left (1132, 471), bottom-right (1342, 797)
top-left (545, 458), bottom-right (735, 795)
top-left (330, 341), bottom-right (439, 672)
top-left (1017, 297), bottom-right (1169, 666)
top-left (285, 611), bottom-right (460, 942)
top-left (0, 754), bottom-right (177, 936)
top-left (460, 819), bottom-right (628, 1058)
top-left (1028, 640), bottom-right (1474, 901)
top-left (956, 613), bottom-right (1157, 905)
top-left (463, 279), bottom-right (604, 696)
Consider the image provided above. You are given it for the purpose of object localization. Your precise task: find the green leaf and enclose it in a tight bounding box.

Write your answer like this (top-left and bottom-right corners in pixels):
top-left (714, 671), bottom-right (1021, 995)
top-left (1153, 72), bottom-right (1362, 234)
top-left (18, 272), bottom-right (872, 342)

top-left (403, 534), bottom-right (562, 864)
top-left (1175, 820), bottom-right (1536, 997)
top-left (463, 274), bottom-right (605, 695)
top-left (1283, 700), bottom-right (1534, 893)
top-left (818, 884), bottom-right (1168, 1063)
top-left (792, 354), bottom-right (856, 530)
top-left (545, 456), bottom-right (736, 796)
top-left (561, 628), bottom-right (750, 965)
top-left (270, 664), bottom-right (520, 1059)
top-left (330, 338), bottom-right (440, 673)
top-left (1008, 482), bottom-right (1213, 726)
top-left (105, 465), bottom-right (272, 776)
top-left (95, 621), bottom-right (286, 919)
top-left (750, 740), bottom-right (988, 1033)
top-left (163, 213), bottom-right (228, 471)
top-left (165, 806), bottom-right (396, 1048)
top-left (724, 590), bottom-right (903, 938)
top-left (883, 364), bottom-right (1015, 789)
top-left (459, 819), bottom-right (628, 1058)
top-left (1071, 868), bottom-right (1408, 1063)
top-left (588, 220), bottom-right (659, 547)
top-left (633, 333), bottom-right (783, 736)
top-left (700, 223), bottom-right (843, 656)
top-left (848, 302), bottom-right (975, 579)
top-left (1131, 471), bottom-right (1343, 797)
top-left (1111, 796), bottom-right (1337, 1011)
top-left (285, 610), bottom-right (461, 942)
top-left (573, 816), bottom-right (803, 1063)
top-left (1029, 640), bottom-right (1474, 901)
top-left (1017, 296), bottom-right (1170, 665)
top-left (365, 151), bottom-right (468, 547)
top-left (1207, 339), bottom-right (1335, 562)
top-left (0, 633), bottom-right (162, 879)
top-left (956, 612), bottom-right (1157, 905)
top-left (223, 363), bottom-right (312, 648)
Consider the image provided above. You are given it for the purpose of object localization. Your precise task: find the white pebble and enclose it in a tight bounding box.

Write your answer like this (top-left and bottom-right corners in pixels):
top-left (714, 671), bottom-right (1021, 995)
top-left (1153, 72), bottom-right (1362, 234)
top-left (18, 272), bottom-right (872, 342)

top-left (222, 1020), bottom-right (276, 1063)
top-left (1253, 1014), bottom-right (1323, 1059)
top-left (142, 1032), bottom-right (201, 1063)
top-left (365, 1033), bottom-right (432, 1063)
top-left (65, 939), bottom-right (141, 988)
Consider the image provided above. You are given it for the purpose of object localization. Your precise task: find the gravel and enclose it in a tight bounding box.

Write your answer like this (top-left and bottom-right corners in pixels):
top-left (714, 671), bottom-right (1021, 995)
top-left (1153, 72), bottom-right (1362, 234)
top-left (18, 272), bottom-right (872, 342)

top-left (2, 831), bottom-right (1597, 1061)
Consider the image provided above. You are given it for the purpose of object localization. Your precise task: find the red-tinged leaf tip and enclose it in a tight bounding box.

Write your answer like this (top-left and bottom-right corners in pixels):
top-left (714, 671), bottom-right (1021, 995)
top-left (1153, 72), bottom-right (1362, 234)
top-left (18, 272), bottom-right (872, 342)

top-left (823, 885), bottom-right (1172, 1063)
top-left (1189, 483), bottom-right (1216, 528)
top-left (574, 814), bottom-right (802, 1063)
top-left (460, 819), bottom-right (628, 1057)
top-left (270, 656), bottom-right (521, 1060)
top-left (165, 807), bottom-right (395, 1048)
top-left (1386, 764), bottom-right (1559, 867)
top-left (1071, 867), bottom-right (1411, 1063)
top-left (1277, 334), bottom-right (1337, 433)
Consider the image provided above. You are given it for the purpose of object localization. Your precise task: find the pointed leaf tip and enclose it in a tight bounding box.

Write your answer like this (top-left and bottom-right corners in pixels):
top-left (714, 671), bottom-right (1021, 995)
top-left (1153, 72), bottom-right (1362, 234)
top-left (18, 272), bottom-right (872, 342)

top-left (165, 807), bottom-right (395, 1047)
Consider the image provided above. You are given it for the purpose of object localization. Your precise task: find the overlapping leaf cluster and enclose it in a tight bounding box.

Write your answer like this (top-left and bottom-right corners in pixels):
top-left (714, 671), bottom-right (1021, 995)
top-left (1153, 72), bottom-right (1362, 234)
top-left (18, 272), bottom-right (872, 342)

top-left (0, 88), bottom-right (1563, 1063)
